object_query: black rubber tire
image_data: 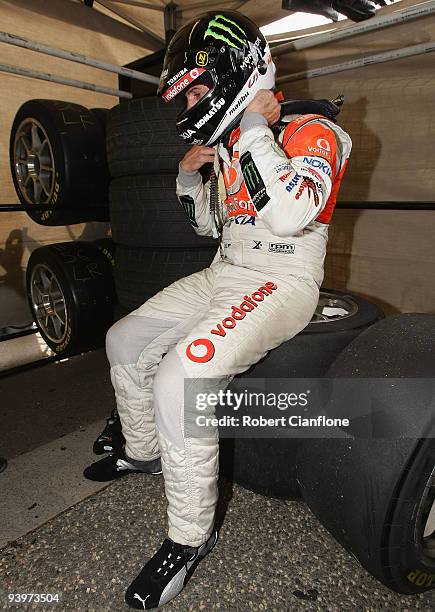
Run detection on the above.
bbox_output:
[114,303,132,323]
[297,314,435,594]
[219,289,384,499]
[89,108,111,222]
[106,97,190,177]
[10,99,110,226]
[109,175,217,248]
[92,237,116,271]
[90,108,110,132]
[302,288,384,333]
[240,288,385,379]
[26,241,115,355]
[114,246,217,311]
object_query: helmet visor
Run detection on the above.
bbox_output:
[161,67,209,103]
[158,46,221,98]
[174,71,215,116]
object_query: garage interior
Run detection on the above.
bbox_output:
[0,1,435,610]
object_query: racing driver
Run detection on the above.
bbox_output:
[84,10,352,610]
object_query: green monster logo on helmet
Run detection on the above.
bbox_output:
[204,14,247,50]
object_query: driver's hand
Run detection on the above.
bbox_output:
[244,89,281,127]
[180,145,216,173]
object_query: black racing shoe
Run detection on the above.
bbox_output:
[83,452,162,482]
[93,408,125,455]
[125,530,218,609]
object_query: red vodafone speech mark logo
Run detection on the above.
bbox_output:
[186,338,215,363]
[162,68,205,102]
[317,137,331,152]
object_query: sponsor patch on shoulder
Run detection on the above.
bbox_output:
[240,152,270,211]
[274,161,292,174]
[295,177,320,207]
[302,157,332,178]
[178,195,198,227]
[284,174,301,193]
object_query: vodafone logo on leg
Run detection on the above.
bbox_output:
[186,338,215,363]
[185,282,278,363]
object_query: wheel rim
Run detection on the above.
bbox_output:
[421,470,435,562]
[30,263,68,344]
[310,291,359,323]
[13,118,55,205]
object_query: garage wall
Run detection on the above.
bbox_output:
[323,210,435,315]
[0,0,155,327]
[277,12,435,315]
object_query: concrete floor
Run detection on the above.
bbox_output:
[0,350,434,611]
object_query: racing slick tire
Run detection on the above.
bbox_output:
[297,314,435,594]
[92,237,116,272]
[109,175,217,248]
[106,96,190,177]
[26,241,116,355]
[10,100,110,226]
[90,107,110,131]
[219,289,384,499]
[113,245,217,311]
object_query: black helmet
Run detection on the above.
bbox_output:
[158,11,276,146]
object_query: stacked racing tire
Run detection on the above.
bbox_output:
[10,100,110,225]
[26,239,116,355]
[10,99,116,356]
[106,97,217,311]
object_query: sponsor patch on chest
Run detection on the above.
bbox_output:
[228,214,256,226]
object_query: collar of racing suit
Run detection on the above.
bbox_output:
[207,96,346,242]
[219,96,342,151]
[278,97,341,122]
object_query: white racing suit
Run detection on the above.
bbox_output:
[106,111,352,546]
